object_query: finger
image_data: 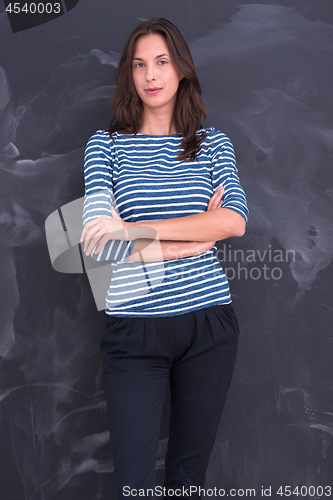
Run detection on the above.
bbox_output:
[207,189,221,210]
[93,234,112,254]
[219,186,225,205]
[93,241,103,254]
[82,215,111,237]
[84,219,115,252]
[208,187,224,210]
[86,225,124,255]
[86,235,103,256]
[84,235,98,256]
[83,229,94,253]
[84,224,103,254]
[213,186,224,201]
[80,223,91,243]
[110,206,118,217]
[214,186,225,207]
[80,218,100,243]
[92,231,115,254]
[212,186,223,199]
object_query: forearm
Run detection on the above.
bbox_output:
[127,239,213,262]
[128,208,246,242]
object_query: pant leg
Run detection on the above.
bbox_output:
[163,304,240,499]
[100,316,171,500]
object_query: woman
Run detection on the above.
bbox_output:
[80,17,248,500]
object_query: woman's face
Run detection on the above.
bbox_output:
[132,33,183,114]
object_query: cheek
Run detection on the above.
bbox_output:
[170,70,181,89]
[132,75,142,95]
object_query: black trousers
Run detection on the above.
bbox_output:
[100,303,240,500]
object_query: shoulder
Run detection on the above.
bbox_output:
[86,129,113,144]
[197,127,234,156]
[85,130,115,154]
[198,126,232,145]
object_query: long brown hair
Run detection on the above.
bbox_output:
[103,17,209,162]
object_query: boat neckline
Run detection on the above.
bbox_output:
[115,131,184,138]
[106,128,208,138]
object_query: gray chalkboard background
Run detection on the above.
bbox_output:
[1,0,333,498]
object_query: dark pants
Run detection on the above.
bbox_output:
[100,303,240,500]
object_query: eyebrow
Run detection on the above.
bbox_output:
[133,53,169,61]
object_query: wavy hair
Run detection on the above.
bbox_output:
[103,17,209,162]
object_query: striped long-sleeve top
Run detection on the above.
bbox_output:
[82,127,248,317]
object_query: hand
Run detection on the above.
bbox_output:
[207,185,225,211]
[200,185,225,250]
[187,240,216,255]
[188,186,225,254]
[80,206,130,256]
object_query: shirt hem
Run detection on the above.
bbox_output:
[104,298,233,318]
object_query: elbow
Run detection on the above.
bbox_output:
[215,209,247,240]
[234,218,246,237]
[225,211,247,238]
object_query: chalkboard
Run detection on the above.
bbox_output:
[1,1,332,498]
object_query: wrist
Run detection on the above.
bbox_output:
[164,241,195,260]
[124,221,130,240]
[125,221,137,240]
[126,221,158,242]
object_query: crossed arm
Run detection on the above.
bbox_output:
[80,186,246,262]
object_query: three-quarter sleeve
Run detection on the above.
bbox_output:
[210,131,249,225]
[82,131,135,262]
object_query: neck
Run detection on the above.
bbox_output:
[138,106,179,135]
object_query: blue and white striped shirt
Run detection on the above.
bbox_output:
[82,127,248,317]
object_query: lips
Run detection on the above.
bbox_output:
[145,87,162,95]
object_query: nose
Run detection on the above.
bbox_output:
[145,63,156,82]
